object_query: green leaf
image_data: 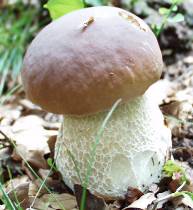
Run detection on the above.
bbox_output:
[44,0,84,20]
[85,0,104,6]
[163,160,189,183]
[174,191,193,208]
[159,7,170,15]
[171,5,178,12]
[171,0,183,4]
[47,158,53,168]
[163,160,184,177]
[168,13,184,23]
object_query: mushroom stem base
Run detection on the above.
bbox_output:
[55,92,172,197]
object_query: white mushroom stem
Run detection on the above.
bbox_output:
[55,88,172,198]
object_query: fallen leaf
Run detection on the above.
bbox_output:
[44,178,70,194]
[105,200,121,210]
[169,179,180,192]
[26,150,48,169]
[47,135,57,159]
[0,105,21,126]
[28,179,47,196]
[156,191,171,209]
[125,187,144,205]
[5,175,29,192]
[11,115,57,152]
[122,193,155,210]
[8,182,30,209]
[41,193,77,210]
[12,144,48,169]
[160,100,192,120]
[28,196,54,210]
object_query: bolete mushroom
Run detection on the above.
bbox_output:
[22,6,172,197]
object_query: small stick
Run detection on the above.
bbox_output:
[151,181,186,210]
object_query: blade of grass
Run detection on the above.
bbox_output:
[155,1,183,36]
[0,61,10,96]
[0,132,66,210]
[80,98,122,210]
[7,167,23,210]
[0,84,22,105]
[29,143,66,210]
[0,51,9,73]
[11,48,23,79]
[0,182,16,210]
[0,48,17,95]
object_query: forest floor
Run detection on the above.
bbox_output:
[0,1,193,210]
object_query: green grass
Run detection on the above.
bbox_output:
[0,132,66,210]
[152,0,184,36]
[0,0,41,96]
[6,167,23,210]
[29,143,62,209]
[0,84,22,105]
[0,182,16,210]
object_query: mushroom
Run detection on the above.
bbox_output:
[21,6,172,197]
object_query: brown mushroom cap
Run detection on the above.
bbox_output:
[22,6,163,116]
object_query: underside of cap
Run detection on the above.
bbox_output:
[21,6,163,115]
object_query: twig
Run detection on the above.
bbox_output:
[151,181,186,210]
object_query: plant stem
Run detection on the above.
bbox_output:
[151,181,186,210]
[156,2,178,36]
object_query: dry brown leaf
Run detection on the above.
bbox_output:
[161,100,192,120]
[28,179,47,196]
[169,179,181,192]
[3,175,30,209]
[38,169,50,179]
[125,187,144,205]
[19,99,41,111]
[22,161,37,180]
[74,184,106,210]
[12,144,48,169]
[11,144,28,161]
[123,193,155,210]
[8,182,30,208]
[173,147,193,162]
[5,175,29,191]
[11,115,57,152]
[29,181,40,197]
[41,193,77,210]
[0,105,21,126]
[156,191,171,209]
[28,196,54,210]
[105,200,121,210]
[26,150,48,169]
[44,178,70,194]
[47,135,57,159]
